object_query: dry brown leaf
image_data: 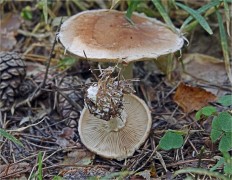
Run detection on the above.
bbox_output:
[173,82,217,113]
[63,149,95,165]
[181,53,228,84]
[0,13,21,51]
[0,162,31,179]
[55,127,80,148]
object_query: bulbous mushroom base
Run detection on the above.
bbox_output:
[106,110,127,132]
[78,94,152,160]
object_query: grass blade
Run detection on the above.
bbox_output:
[181,1,220,30]
[0,128,23,147]
[126,0,140,20]
[37,151,43,180]
[110,0,121,9]
[176,2,213,35]
[151,0,177,33]
[223,0,231,36]
[42,0,48,24]
[216,8,232,84]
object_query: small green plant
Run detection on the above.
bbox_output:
[57,56,77,70]
[158,95,231,179]
[196,95,232,177]
[21,6,33,20]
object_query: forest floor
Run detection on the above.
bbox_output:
[0,1,231,180]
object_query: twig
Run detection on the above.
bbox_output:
[133,146,159,174]
[6,118,46,133]
[42,17,63,87]
[195,146,205,180]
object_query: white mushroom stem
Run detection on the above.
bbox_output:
[120,62,133,79]
[106,110,127,132]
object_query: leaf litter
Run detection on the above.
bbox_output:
[0,1,232,180]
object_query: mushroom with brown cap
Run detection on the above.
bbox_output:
[58,9,185,159]
[58,9,184,78]
[78,94,152,160]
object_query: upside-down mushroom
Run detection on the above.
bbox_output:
[58,9,185,159]
[78,94,152,160]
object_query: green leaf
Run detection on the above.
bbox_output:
[219,132,232,152]
[210,157,225,172]
[21,6,33,20]
[58,57,77,70]
[151,0,177,33]
[211,129,223,143]
[224,160,232,175]
[217,112,232,132]
[211,117,223,142]
[0,128,23,147]
[218,95,232,107]
[223,152,232,175]
[159,131,184,150]
[195,106,217,120]
[176,2,213,35]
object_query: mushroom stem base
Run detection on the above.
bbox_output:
[107,110,127,132]
[120,63,133,79]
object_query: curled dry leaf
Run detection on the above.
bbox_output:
[0,13,21,51]
[173,82,217,113]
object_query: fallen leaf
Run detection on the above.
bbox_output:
[58,127,75,139]
[0,162,31,179]
[181,53,228,84]
[55,127,80,148]
[173,82,217,113]
[0,13,21,51]
[63,149,95,165]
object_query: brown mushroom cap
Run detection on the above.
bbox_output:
[59,9,184,63]
[78,94,152,160]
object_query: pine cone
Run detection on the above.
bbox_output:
[0,52,26,108]
[57,76,84,127]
